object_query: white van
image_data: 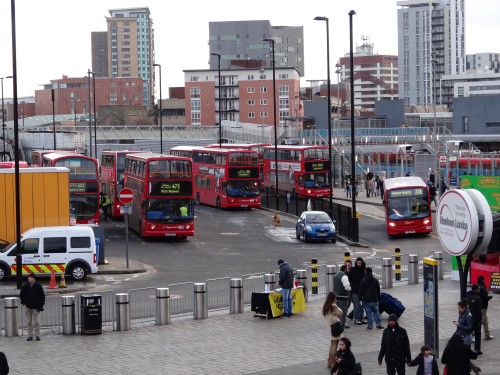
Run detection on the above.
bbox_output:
[0,226,98,281]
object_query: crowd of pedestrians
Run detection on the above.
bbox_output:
[317,255,495,375]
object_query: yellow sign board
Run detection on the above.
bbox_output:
[268,288,306,317]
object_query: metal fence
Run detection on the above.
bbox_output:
[3,254,451,335]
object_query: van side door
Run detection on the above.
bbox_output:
[41,235,68,275]
[5,238,41,275]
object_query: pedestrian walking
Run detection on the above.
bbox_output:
[453,299,473,346]
[334,265,351,329]
[378,313,411,375]
[346,182,351,198]
[277,259,294,317]
[441,333,479,375]
[0,352,8,375]
[477,275,493,340]
[348,257,366,325]
[466,284,483,355]
[323,292,344,369]
[408,345,438,375]
[429,184,437,207]
[19,273,45,341]
[429,171,435,185]
[331,337,357,375]
[359,267,382,330]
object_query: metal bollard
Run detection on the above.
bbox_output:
[61,295,76,335]
[382,257,393,289]
[230,278,244,314]
[326,265,337,294]
[297,269,307,290]
[311,258,318,294]
[408,254,419,285]
[394,248,401,281]
[155,288,170,325]
[433,251,444,280]
[194,283,208,320]
[115,293,130,331]
[264,273,276,292]
[4,297,19,337]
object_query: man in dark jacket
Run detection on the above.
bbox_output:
[20,273,45,341]
[359,267,382,330]
[348,257,366,325]
[334,265,351,328]
[378,313,411,375]
[277,259,294,317]
[0,351,8,375]
[467,284,483,354]
[477,275,493,340]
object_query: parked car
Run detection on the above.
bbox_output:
[295,210,336,243]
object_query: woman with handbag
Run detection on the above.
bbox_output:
[323,292,344,369]
[331,337,357,375]
[441,333,478,375]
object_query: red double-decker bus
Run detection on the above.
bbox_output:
[42,152,100,224]
[100,150,146,218]
[191,147,260,209]
[0,161,28,168]
[169,145,197,159]
[124,153,194,239]
[383,176,432,236]
[262,145,331,198]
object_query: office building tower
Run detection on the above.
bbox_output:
[209,20,305,76]
[91,32,108,78]
[397,0,465,107]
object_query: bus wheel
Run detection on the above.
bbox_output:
[216,197,221,209]
[69,263,87,281]
[196,193,200,205]
[0,265,9,281]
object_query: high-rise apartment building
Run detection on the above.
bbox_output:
[397,0,465,107]
[209,21,305,76]
[466,53,500,72]
[91,7,154,106]
[338,37,398,112]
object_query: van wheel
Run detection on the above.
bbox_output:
[68,263,87,281]
[0,265,9,281]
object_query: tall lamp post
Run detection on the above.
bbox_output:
[262,37,279,210]
[335,63,341,117]
[51,88,56,149]
[153,63,163,154]
[314,16,333,219]
[349,10,359,243]
[210,53,222,147]
[92,73,97,158]
[1,76,13,161]
[87,69,93,158]
[431,51,439,175]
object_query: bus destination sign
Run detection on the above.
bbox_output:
[305,161,330,172]
[69,182,98,193]
[150,181,192,196]
[389,188,424,198]
[228,168,259,179]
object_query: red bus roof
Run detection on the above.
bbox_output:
[126,153,192,162]
[0,161,28,168]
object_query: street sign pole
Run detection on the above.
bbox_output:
[125,204,129,269]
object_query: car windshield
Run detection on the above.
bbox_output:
[306,213,332,224]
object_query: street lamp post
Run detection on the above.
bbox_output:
[51,89,56,149]
[210,53,222,148]
[431,51,439,176]
[262,37,279,210]
[1,76,13,161]
[314,16,333,219]
[92,73,97,158]
[87,69,93,158]
[153,63,163,154]
[349,10,359,243]
[335,63,341,117]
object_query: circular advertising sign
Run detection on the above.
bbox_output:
[437,189,479,256]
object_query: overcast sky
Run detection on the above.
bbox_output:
[0,0,497,98]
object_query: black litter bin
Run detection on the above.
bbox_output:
[80,294,102,334]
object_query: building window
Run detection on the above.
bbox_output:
[191,112,201,125]
[248,99,255,106]
[190,76,200,82]
[248,75,254,80]
[260,86,267,93]
[260,99,268,105]
[190,87,200,99]
[260,112,268,118]
[247,87,255,93]
[248,112,255,118]
[191,100,201,111]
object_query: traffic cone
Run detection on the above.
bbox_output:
[48,268,58,289]
[275,214,281,226]
[59,273,67,288]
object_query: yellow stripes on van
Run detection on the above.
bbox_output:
[11,264,66,275]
